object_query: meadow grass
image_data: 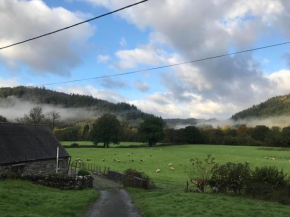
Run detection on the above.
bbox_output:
[128,188,290,217]
[0,180,99,217]
[67,145,290,217]
[67,145,290,185]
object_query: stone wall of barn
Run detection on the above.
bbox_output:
[0,158,69,177]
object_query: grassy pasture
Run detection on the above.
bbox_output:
[0,180,99,217]
[67,145,290,217]
[67,145,290,185]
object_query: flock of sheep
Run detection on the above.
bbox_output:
[82,150,176,173]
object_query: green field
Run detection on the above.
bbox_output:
[67,145,290,184]
[61,141,145,147]
[67,145,290,217]
[0,180,99,217]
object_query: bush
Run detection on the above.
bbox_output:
[245,166,288,199]
[78,170,90,176]
[124,169,147,179]
[209,162,251,193]
[188,155,215,193]
[70,143,79,147]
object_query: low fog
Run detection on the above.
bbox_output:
[0,96,97,121]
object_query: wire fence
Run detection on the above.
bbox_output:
[69,161,110,177]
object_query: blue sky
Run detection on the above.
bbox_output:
[1,0,290,119]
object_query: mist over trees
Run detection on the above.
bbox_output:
[16,106,61,130]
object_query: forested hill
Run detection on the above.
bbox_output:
[0,86,149,120]
[232,94,290,120]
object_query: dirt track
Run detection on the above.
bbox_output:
[83,175,142,217]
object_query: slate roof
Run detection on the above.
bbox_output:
[0,123,70,165]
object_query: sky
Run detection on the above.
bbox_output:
[1,0,290,120]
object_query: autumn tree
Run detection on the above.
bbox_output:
[91,113,121,148]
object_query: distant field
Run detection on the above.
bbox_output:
[67,144,290,217]
[0,180,98,217]
[67,145,290,184]
[61,141,145,147]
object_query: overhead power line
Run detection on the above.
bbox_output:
[0,0,148,50]
[40,40,290,86]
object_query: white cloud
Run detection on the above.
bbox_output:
[76,0,290,118]
[0,77,20,88]
[97,55,110,63]
[119,37,127,47]
[0,0,94,75]
[134,80,149,92]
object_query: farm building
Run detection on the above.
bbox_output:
[0,123,70,176]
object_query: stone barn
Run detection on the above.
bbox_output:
[0,123,71,176]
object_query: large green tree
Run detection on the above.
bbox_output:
[91,113,121,148]
[138,116,164,147]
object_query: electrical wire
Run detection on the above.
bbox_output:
[0,0,148,50]
[40,40,290,86]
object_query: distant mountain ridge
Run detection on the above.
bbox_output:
[0,86,151,123]
[232,94,290,120]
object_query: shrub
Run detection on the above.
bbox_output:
[78,170,90,176]
[245,166,288,199]
[70,143,79,147]
[188,155,215,193]
[124,168,148,179]
[209,162,251,193]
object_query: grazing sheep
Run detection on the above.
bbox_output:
[271,158,276,161]
[77,158,80,160]
[113,158,118,162]
[117,160,121,163]
[87,158,91,161]
[170,167,175,170]
[156,169,161,173]
[140,159,144,162]
[102,159,105,162]
[168,163,172,166]
[265,157,268,159]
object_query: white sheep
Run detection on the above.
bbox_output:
[140,159,145,162]
[170,167,175,170]
[168,163,172,166]
[156,169,161,173]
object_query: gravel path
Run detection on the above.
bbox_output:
[83,175,142,217]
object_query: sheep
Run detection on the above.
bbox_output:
[288,160,290,163]
[77,158,80,160]
[87,158,91,161]
[264,157,268,159]
[140,159,145,162]
[113,158,118,162]
[156,169,161,173]
[117,160,121,163]
[170,167,175,170]
[271,158,276,161]
[168,163,172,166]
[102,159,105,162]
